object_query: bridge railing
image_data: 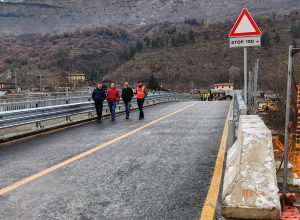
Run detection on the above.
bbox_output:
[227,91,248,147]
[0,96,92,111]
[0,93,188,140]
[0,91,168,112]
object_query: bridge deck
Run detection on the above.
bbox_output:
[0,101,229,220]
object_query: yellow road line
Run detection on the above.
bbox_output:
[199,105,230,220]
[0,102,197,196]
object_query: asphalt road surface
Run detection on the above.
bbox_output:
[0,101,229,220]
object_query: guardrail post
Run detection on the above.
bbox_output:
[227,101,235,147]
[66,116,72,122]
[36,121,43,129]
[88,112,94,119]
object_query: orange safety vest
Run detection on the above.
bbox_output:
[136,86,145,99]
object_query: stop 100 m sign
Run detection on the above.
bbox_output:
[229,8,262,48]
[230,36,261,48]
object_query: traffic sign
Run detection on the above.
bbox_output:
[229,8,262,37]
[230,36,261,48]
[228,8,262,107]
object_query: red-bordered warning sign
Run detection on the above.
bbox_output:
[229,8,262,37]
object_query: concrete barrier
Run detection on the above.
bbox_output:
[222,115,281,219]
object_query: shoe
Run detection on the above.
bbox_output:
[111,118,115,121]
[139,117,142,120]
[125,116,129,119]
[97,118,101,123]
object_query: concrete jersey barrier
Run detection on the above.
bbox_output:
[222,115,280,219]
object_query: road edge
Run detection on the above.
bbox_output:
[199,103,231,220]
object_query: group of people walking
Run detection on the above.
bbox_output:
[92,81,147,122]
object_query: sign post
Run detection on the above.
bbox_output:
[282,46,300,210]
[229,8,262,106]
[244,47,247,105]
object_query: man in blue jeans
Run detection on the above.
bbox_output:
[121,82,134,119]
[106,83,120,121]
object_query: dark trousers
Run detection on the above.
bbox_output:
[124,100,131,117]
[137,98,144,119]
[95,100,103,119]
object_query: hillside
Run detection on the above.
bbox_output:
[0,0,300,34]
[105,11,300,91]
[0,27,138,89]
[1,11,300,91]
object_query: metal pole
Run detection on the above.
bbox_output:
[253,59,259,110]
[248,71,253,107]
[244,48,248,106]
[39,74,42,92]
[283,45,293,210]
[14,69,17,90]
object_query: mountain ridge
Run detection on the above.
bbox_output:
[0,0,300,35]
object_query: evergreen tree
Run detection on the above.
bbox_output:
[148,75,160,90]
[261,31,271,48]
[170,34,178,47]
[291,23,300,39]
[143,37,151,47]
[188,30,195,43]
[274,32,280,43]
[136,41,143,52]
[203,32,209,40]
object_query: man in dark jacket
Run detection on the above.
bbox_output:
[92,83,106,122]
[121,82,134,119]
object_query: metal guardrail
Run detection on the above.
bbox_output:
[0,91,92,103]
[227,91,248,147]
[0,91,168,112]
[0,93,188,130]
[0,96,92,111]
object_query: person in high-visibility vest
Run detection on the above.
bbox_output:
[135,81,148,120]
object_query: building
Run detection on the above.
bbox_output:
[0,81,17,91]
[211,83,234,101]
[214,83,234,90]
[68,73,86,82]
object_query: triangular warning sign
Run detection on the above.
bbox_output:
[229,8,262,37]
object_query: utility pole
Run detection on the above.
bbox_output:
[244,48,248,106]
[253,59,259,109]
[39,74,42,92]
[283,45,300,210]
[248,71,253,107]
[73,79,76,92]
[14,69,17,91]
